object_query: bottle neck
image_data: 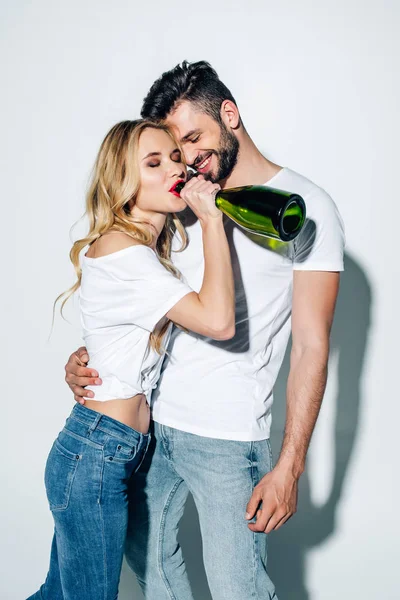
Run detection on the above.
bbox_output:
[174,180,221,204]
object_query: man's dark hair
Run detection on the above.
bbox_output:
[141,61,237,123]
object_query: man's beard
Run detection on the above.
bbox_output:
[203,122,239,183]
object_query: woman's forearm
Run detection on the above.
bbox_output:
[198,216,235,336]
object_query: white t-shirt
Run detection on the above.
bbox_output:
[151,168,345,441]
[80,245,192,402]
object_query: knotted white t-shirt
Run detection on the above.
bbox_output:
[80,245,192,402]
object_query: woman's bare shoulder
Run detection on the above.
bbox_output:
[86,232,143,258]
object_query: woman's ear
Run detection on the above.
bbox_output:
[220,100,241,130]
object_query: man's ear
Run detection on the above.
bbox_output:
[220,100,241,130]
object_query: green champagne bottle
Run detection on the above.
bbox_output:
[174,182,306,242]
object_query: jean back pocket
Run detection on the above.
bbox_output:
[45,436,81,511]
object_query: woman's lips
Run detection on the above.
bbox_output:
[169,179,185,197]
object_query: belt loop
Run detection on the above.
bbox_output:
[87,412,102,436]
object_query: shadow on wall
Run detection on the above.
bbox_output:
[119,252,371,600]
[268,252,371,599]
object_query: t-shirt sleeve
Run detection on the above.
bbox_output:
[109,246,193,332]
[293,188,345,271]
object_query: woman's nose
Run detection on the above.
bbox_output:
[167,161,185,178]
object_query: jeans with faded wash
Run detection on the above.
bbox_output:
[126,421,278,600]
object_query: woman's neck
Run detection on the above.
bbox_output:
[129,206,166,250]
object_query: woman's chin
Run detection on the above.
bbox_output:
[171,198,188,213]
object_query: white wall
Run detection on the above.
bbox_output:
[1,1,398,598]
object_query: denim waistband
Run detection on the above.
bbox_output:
[70,403,149,445]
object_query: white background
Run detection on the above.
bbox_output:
[1,1,398,598]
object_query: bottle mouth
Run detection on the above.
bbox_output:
[169,179,186,195]
[280,199,306,241]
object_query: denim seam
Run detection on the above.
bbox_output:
[160,425,173,462]
[159,426,185,481]
[54,437,81,461]
[267,439,273,467]
[250,441,258,600]
[70,415,142,444]
[97,425,141,443]
[157,478,184,600]
[135,435,151,474]
[108,445,138,464]
[48,444,81,512]
[98,447,107,600]
[63,428,104,450]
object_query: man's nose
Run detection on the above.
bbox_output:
[183,148,197,167]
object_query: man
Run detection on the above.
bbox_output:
[65,61,345,599]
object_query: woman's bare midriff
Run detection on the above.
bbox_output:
[84,394,150,434]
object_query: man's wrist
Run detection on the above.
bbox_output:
[275,453,305,479]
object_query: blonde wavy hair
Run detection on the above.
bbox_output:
[56,119,188,352]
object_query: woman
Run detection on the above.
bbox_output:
[28,119,234,599]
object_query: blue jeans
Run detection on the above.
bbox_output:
[28,404,150,600]
[126,422,278,599]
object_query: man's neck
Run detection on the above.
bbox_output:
[219,130,282,189]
